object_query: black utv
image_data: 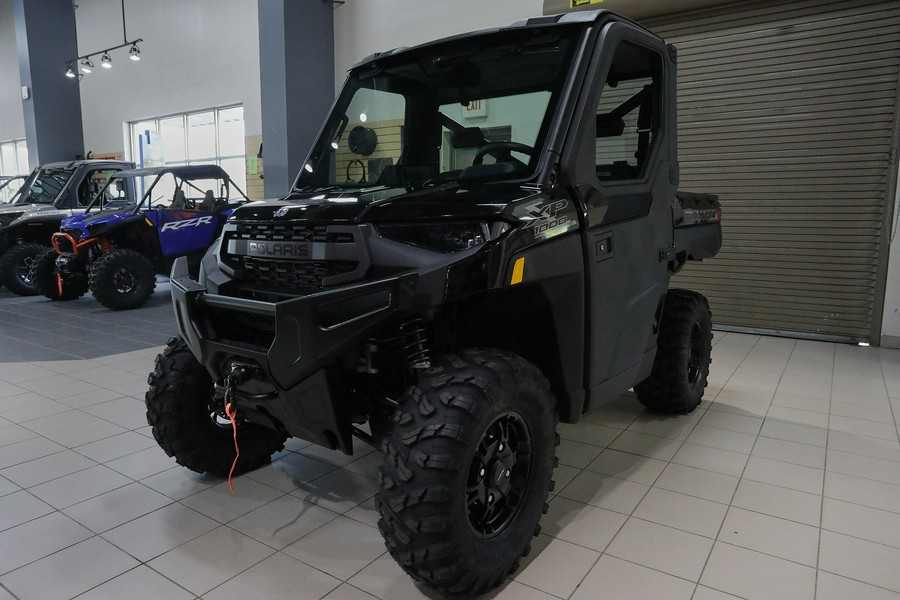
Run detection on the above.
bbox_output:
[0,160,132,295]
[146,9,722,596]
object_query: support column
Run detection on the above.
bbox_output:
[13,0,85,168]
[258,0,335,198]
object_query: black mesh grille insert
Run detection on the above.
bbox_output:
[230,223,354,244]
[223,222,360,296]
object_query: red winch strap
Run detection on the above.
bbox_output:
[56,273,63,298]
[225,402,240,493]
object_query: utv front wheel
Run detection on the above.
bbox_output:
[30,249,88,301]
[377,349,558,596]
[635,289,712,414]
[0,242,45,296]
[145,337,288,476]
[89,249,156,310]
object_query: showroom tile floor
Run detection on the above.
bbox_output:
[1,283,900,599]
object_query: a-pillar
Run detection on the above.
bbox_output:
[258,0,336,198]
[13,0,85,168]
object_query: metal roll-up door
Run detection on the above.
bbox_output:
[647,0,900,343]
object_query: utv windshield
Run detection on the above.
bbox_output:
[14,168,76,205]
[295,26,582,192]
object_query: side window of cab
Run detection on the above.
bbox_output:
[594,42,663,182]
[78,169,120,206]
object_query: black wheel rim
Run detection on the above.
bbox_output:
[687,321,704,385]
[112,266,139,294]
[17,255,34,285]
[466,411,532,539]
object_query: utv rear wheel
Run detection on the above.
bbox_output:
[0,242,44,296]
[30,249,88,301]
[377,349,558,596]
[635,289,712,414]
[89,249,156,310]
[145,337,288,476]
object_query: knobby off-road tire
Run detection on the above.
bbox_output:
[635,289,712,414]
[0,242,44,296]
[377,349,559,596]
[146,337,287,476]
[30,249,88,301]
[89,249,156,310]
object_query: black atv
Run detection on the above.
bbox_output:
[32,164,249,310]
[0,160,132,295]
[146,10,722,596]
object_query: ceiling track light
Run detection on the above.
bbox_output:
[64,0,143,77]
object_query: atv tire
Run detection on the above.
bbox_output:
[635,289,712,414]
[89,249,156,310]
[30,249,89,301]
[0,242,44,296]
[377,349,558,596]
[146,337,288,476]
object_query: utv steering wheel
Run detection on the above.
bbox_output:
[472,141,535,166]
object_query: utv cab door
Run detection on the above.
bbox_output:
[566,24,677,409]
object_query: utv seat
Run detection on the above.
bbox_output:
[199,190,216,212]
[171,189,187,209]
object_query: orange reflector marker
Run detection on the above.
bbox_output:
[145,217,154,227]
[510,257,525,285]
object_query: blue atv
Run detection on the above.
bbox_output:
[31,165,249,310]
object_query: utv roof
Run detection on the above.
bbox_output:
[352,9,657,70]
[112,165,230,180]
[35,159,132,170]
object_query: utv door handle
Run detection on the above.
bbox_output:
[592,232,613,263]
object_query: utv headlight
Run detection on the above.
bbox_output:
[376,222,501,253]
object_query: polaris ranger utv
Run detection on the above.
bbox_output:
[31,165,249,309]
[0,160,132,295]
[146,10,721,596]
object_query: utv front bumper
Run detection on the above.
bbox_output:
[169,257,418,452]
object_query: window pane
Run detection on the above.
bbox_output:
[160,117,186,164]
[132,121,158,166]
[219,157,246,197]
[1,144,15,176]
[16,141,28,173]
[187,111,216,160]
[218,107,245,157]
[594,42,660,181]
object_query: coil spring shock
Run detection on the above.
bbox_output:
[400,319,431,371]
[99,238,112,253]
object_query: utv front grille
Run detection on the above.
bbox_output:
[238,257,358,294]
[230,223,355,244]
[222,221,368,296]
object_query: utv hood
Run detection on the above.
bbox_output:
[0,204,72,230]
[61,206,137,238]
[228,184,535,224]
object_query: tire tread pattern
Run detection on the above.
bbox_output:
[0,242,45,296]
[635,289,712,414]
[377,349,558,596]
[145,337,287,476]
[31,248,88,301]
[89,249,157,310]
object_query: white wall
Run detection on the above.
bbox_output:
[882,168,900,345]
[75,0,261,155]
[333,0,543,90]
[0,0,25,143]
